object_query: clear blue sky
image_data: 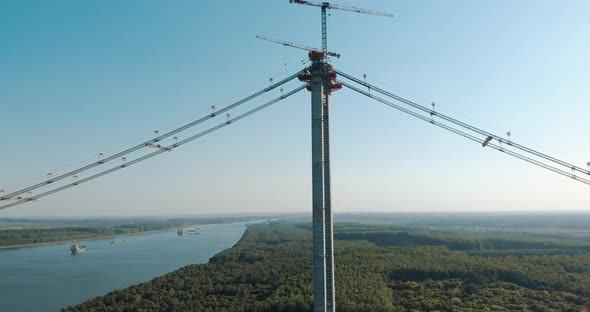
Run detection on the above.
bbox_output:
[1,0,589,217]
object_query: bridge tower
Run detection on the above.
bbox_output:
[299,51,341,312]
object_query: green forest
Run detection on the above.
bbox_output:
[63,221,590,312]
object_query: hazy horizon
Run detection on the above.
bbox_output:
[3,210,590,221]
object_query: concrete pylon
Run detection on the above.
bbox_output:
[309,56,335,312]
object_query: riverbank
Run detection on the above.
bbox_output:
[0,225,187,250]
[0,216,265,250]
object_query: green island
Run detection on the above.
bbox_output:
[0,216,264,249]
[63,218,590,312]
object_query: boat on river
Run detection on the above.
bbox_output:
[185,228,200,235]
[71,242,86,254]
[177,227,200,236]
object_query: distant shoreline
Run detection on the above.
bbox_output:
[0,226,188,250]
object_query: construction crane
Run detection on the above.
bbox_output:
[288,0,394,56]
[256,35,341,59]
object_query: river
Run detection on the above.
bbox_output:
[0,222,248,312]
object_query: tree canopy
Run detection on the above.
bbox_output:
[64,222,590,312]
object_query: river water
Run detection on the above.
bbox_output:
[0,222,248,312]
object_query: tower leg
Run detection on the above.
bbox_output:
[311,62,327,312]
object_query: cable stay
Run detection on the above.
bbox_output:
[0,85,306,211]
[335,70,590,178]
[0,70,304,202]
[337,80,590,186]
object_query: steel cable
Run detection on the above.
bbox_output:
[338,80,590,186]
[1,71,304,201]
[0,85,306,210]
[335,69,590,177]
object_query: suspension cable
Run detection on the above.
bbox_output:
[0,85,306,210]
[335,69,590,177]
[338,80,590,186]
[0,71,304,201]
